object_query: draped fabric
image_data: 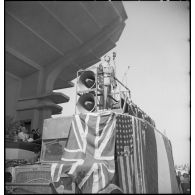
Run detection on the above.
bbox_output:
[154,130,180,193]
[50,112,179,194]
[162,136,180,193]
[133,117,180,193]
[140,121,158,193]
[51,111,116,193]
[115,115,180,194]
[115,114,135,193]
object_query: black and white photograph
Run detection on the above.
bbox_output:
[5,1,190,194]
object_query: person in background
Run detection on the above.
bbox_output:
[32,128,41,140]
[176,171,183,193]
[18,125,29,142]
[13,130,18,142]
[176,171,181,186]
[16,126,21,135]
[27,134,34,142]
[181,173,190,194]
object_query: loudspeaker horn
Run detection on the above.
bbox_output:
[76,93,96,113]
[77,70,96,91]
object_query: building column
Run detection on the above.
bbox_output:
[38,108,53,133]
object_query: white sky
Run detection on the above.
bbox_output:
[54,1,190,166]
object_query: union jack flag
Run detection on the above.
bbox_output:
[52,111,116,193]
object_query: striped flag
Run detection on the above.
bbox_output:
[115,114,135,193]
[154,128,180,193]
[115,115,180,194]
[133,117,180,193]
[132,117,146,193]
[52,111,117,193]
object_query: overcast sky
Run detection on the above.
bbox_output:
[54,1,190,165]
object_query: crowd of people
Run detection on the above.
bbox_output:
[176,170,190,194]
[11,124,41,143]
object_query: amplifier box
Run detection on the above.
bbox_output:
[6,164,76,194]
[41,116,72,162]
